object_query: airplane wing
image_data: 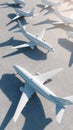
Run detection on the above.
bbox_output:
[35,68,63,84]
[13,43,30,49]
[12,15,22,21]
[13,82,35,122]
[12,41,36,49]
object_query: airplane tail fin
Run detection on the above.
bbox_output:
[55,96,73,123]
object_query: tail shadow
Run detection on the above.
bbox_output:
[58,38,73,67]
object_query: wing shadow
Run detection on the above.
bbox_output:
[6,17,27,31]
[33,18,57,26]
[22,94,52,130]
[6,13,27,26]
[0,73,52,130]
[58,38,73,67]
[0,37,26,47]
[0,73,23,130]
[2,47,47,61]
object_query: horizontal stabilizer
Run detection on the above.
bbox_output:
[56,104,65,123]
[64,96,73,103]
[55,95,73,123]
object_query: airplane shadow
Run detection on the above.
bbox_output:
[0,38,47,60]
[7,13,27,24]
[0,73,52,130]
[0,73,23,130]
[6,15,27,31]
[58,38,73,67]
[37,4,54,14]
[0,2,22,8]
[37,4,48,12]
[33,18,57,26]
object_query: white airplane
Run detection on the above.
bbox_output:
[13,65,73,123]
[66,31,73,39]
[13,0,25,6]
[54,8,73,26]
[13,20,54,52]
[41,0,64,8]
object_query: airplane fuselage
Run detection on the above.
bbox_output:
[22,30,54,51]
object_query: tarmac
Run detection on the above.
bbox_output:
[0,0,73,130]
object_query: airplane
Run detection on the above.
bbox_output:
[54,7,73,26]
[13,0,25,6]
[13,65,73,123]
[13,20,54,52]
[66,31,73,39]
[41,0,64,9]
[12,8,35,21]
